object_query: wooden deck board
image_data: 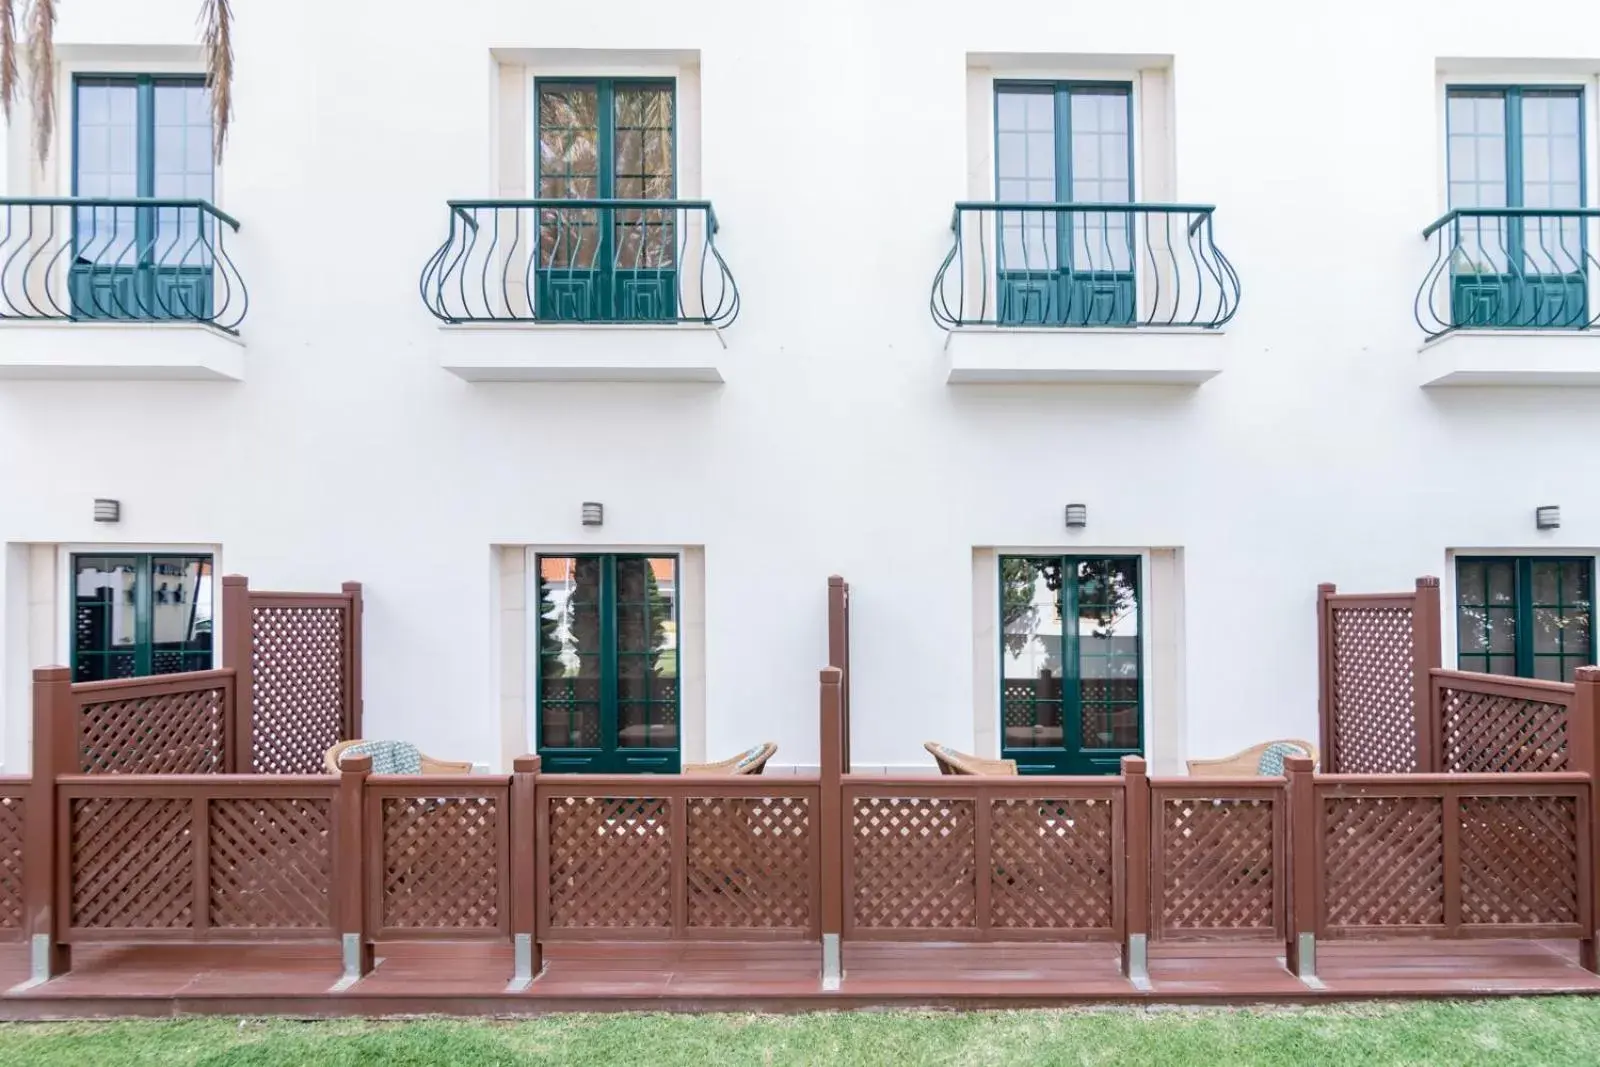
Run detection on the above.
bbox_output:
[0,938,1596,1015]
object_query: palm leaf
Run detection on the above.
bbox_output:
[24,0,53,162]
[199,0,233,164]
[0,0,17,121]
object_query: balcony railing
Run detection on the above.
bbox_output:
[0,198,246,331]
[419,199,739,327]
[1417,207,1600,338]
[931,202,1239,330]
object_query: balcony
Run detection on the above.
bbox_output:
[932,202,1239,385]
[420,199,738,382]
[1416,207,1600,386]
[0,198,247,380]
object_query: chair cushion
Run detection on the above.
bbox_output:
[341,740,423,775]
[734,745,767,770]
[1256,742,1308,776]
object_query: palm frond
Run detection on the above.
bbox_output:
[0,0,18,121]
[200,0,233,164]
[24,0,53,163]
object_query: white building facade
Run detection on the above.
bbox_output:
[3,0,1600,775]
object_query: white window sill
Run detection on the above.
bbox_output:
[1418,329,1600,386]
[944,326,1225,385]
[436,322,726,383]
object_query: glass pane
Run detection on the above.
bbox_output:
[1447,91,1510,273]
[1457,606,1488,653]
[149,555,213,674]
[73,79,139,264]
[538,83,601,269]
[1487,607,1516,654]
[1001,558,1065,749]
[1487,561,1515,605]
[1075,558,1140,750]
[995,88,1056,187]
[615,556,677,749]
[152,80,214,266]
[72,555,140,682]
[538,556,603,747]
[612,85,673,189]
[1457,560,1486,606]
[1520,92,1584,272]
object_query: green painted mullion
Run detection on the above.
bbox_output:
[598,79,617,319]
[1515,557,1535,678]
[1060,556,1082,756]
[599,555,620,769]
[133,555,153,677]
[1053,87,1072,279]
[135,77,156,274]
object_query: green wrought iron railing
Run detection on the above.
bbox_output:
[0,197,246,331]
[931,202,1239,329]
[419,199,738,326]
[1417,207,1600,338]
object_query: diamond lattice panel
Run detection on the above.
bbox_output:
[988,797,1114,930]
[0,796,22,934]
[1331,605,1419,773]
[251,605,346,774]
[546,796,671,930]
[1441,690,1568,773]
[1459,796,1578,927]
[851,796,977,930]
[79,690,227,774]
[380,795,502,930]
[1158,797,1278,937]
[208,798,332,930]
[686,796,813,931]
[1322,796,1444,931]
[70,797,194,930]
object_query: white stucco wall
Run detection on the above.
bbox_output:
[4,0,1600,773]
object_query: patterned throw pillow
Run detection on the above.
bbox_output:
[340,740,424,775]
[1256,742,1308,777]
[734,745,767,770]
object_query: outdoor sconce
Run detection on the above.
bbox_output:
[1064,503,1088,529]
[581,502,604,527]
[1536,505,1561,530]
[93,498,120,523]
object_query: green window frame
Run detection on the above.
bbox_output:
[1455,556,1594,681]
[534,77,678,322]
[535,553,682,773]
[70,553,215,682]
[1445,84,1588,328]
[71,74,214,321]
[998,555,1143,775]
[993,80,1135,327]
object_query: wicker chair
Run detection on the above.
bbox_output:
[924,741,1018,776]
[1186,739,1318,777]
[324,739,473,775]
[683,741,777,776]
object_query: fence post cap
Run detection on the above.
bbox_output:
[222,574,249,587]
[1283,755,1314,773]
[828,575,846,587]
[1120,755,1147,775]
[338,753,373,774]
[1575,666,1600,684]
[513,754,542,773]
[1416,575,1441,589]
[819,666,843,683]
[1317,582,1337,594]
[341,581,362,594]
[32,665,71,682]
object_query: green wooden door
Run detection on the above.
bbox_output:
[999,556,1143,775]
[70,553,214,682]
[535,80,676,322]
[1455,557,1595,680]
[536,554,682,773]
[1446,87,1587,328]
[994,82,1135,327]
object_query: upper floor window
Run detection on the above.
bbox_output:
[994,82,1134,326]
[71,553,215,682]
[1445,86,1586,329]
[72,75,214,320]
[536,79,677,322]
[1455,556,1593,681]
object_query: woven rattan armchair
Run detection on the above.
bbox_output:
[924,741,1018,776]
[683,741,778,776]
[325,739,474,775]
[1186,739,1318,777]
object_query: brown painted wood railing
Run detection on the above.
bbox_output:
[10,660,1600,989]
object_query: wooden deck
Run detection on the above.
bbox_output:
[1,938,1597,1017]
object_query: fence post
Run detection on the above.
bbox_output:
[1316,582,1337,773]
[510,755,541,990]
[336,753,373,985]
[24,667,72,983]
[827,577,850,773]
[1412,576,1443,773]
[1121,755,1150,988]
[221,575,253,773]
[818,666,844,990]
[1572,667,1600,971]
[342,581,364,740]
[1284,755,1318,984]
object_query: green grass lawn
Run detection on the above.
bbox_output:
[3,999,1600,1066]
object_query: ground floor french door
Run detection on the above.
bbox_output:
[535,553,682,773]
[1000,555,1143,774]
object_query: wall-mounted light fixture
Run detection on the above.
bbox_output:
[1536,505,1561,530]
[93,499,120,523]
[581,502,604,527]
[1064,503,1088,529]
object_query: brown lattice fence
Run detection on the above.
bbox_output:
[537,776,821,940]
[0,778,24,943]
[1148,777,1286,940]
[69,671,237,774]
[1431,669,1572,773]
[841,777,1123,940]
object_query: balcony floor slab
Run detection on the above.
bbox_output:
[436,323,725,383]
[0,321,244,381]
[1419,329,1600,386]
[944,326,1225,385]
